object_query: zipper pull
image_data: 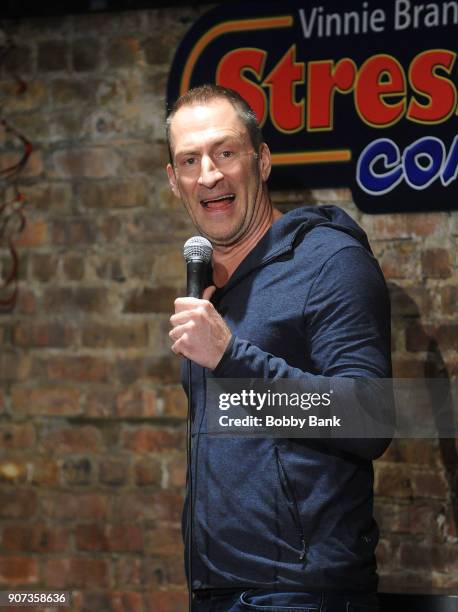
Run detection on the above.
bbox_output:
[299,536,307,561]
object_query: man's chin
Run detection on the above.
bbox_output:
[196,221,246,247]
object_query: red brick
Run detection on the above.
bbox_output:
[46,356,110,383]
[0,460,27,484]
[114,492,182,522]
[43,287,108,314]
[51,79,95,106]
[411,469,449,499]
[405,324,431,351]
[12,387,81,416]
[99,457,128,486]
[3,524,69,552]
[122,425,183,452]
[115,557,143,587]
[15,288,38,315]
[378,241,419,280]
[431,572,458,589]
[437,506,458,542]
[81,591,143,612]
[14,217,48,247]
[374,501,435,535]
[76,524,143,552]
[134,457,162,487]
[72,38,101,72]
[395,439,441,466]
[30,458,60,487]
[0,351,31,381]
[441,286,458,316]
[13,322,76,348]
[41,425,102,453]
[162,557,186,586]
[44,557,110,588]
[388,284,432,318]
[89,254,124,281]
[62,254,85,280]
[146,526,183,556]
[363,213,446,239]
[37,40,68,71]
[144,591,187,612]
[31,253,58,281]
[17,182,72,213]
[123,287,178,314]
[151,248,186,285]
[82,322,148,349]
[1,45,33,74]
[0,489,37,518]
[0,556,39,586]
[42,493,108,521]
[125,210,195,246]
[52,219,97,246]
[161,386,187,418]
[375,538,398,572]
[0,151,44,179]
[436,325,458,351]
[0,423,36,449]
[84,388,116,418]
[50,147,121,178]
[392,358,427,378]
[80,179,149,209]
[399,542,457,572]
[374,463,413,498]
[117,356,181,385]
[167,455,186,489]
[98,215,121,242]
[106,37,142,68]
[116,387,158,418]
[61,456,93,485]
[421,248,452,278]
[124,143,168,173]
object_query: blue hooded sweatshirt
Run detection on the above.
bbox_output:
[184,205,392,593]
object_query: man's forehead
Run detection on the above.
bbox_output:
[169,99,248,150]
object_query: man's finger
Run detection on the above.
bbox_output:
[170,319,196,340]
[174,296,201,313]
[202,285,217,301]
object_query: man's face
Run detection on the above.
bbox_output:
[167,98,271,246]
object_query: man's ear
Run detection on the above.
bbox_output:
[167,163,180,198]
[258,142,272,182]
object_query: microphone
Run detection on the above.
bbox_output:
[183,236,213,298]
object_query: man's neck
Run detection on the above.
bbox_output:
[212,205,283,287]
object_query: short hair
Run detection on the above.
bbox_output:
[166,84,263,163]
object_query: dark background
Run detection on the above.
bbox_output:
[0,0,222,19]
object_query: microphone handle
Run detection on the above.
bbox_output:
[186,261,208,298]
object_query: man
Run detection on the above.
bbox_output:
[167,84,391,611]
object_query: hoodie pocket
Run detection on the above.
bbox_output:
[275,446,307,562]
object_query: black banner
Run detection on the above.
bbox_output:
[167,1,458,213]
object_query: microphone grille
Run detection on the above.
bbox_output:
[183,236,213,264]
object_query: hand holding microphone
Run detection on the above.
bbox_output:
[169,236,232,369]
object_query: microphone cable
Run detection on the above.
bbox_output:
[187,358,193,612]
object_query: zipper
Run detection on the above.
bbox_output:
[275,446,307,563]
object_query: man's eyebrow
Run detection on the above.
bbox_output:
[176,136,242,157]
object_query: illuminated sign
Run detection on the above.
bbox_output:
[167,1,458,213]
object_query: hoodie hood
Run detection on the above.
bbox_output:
[215,205,372,295]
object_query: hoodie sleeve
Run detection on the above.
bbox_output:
[212,245,392,460]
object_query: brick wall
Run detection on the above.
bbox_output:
[0,6,456,610]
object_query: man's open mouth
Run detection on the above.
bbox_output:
[200,194,235,209]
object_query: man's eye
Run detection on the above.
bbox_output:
[219,150,233,159]
[184,157,196,166]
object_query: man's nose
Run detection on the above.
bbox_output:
[198,155,223,188]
